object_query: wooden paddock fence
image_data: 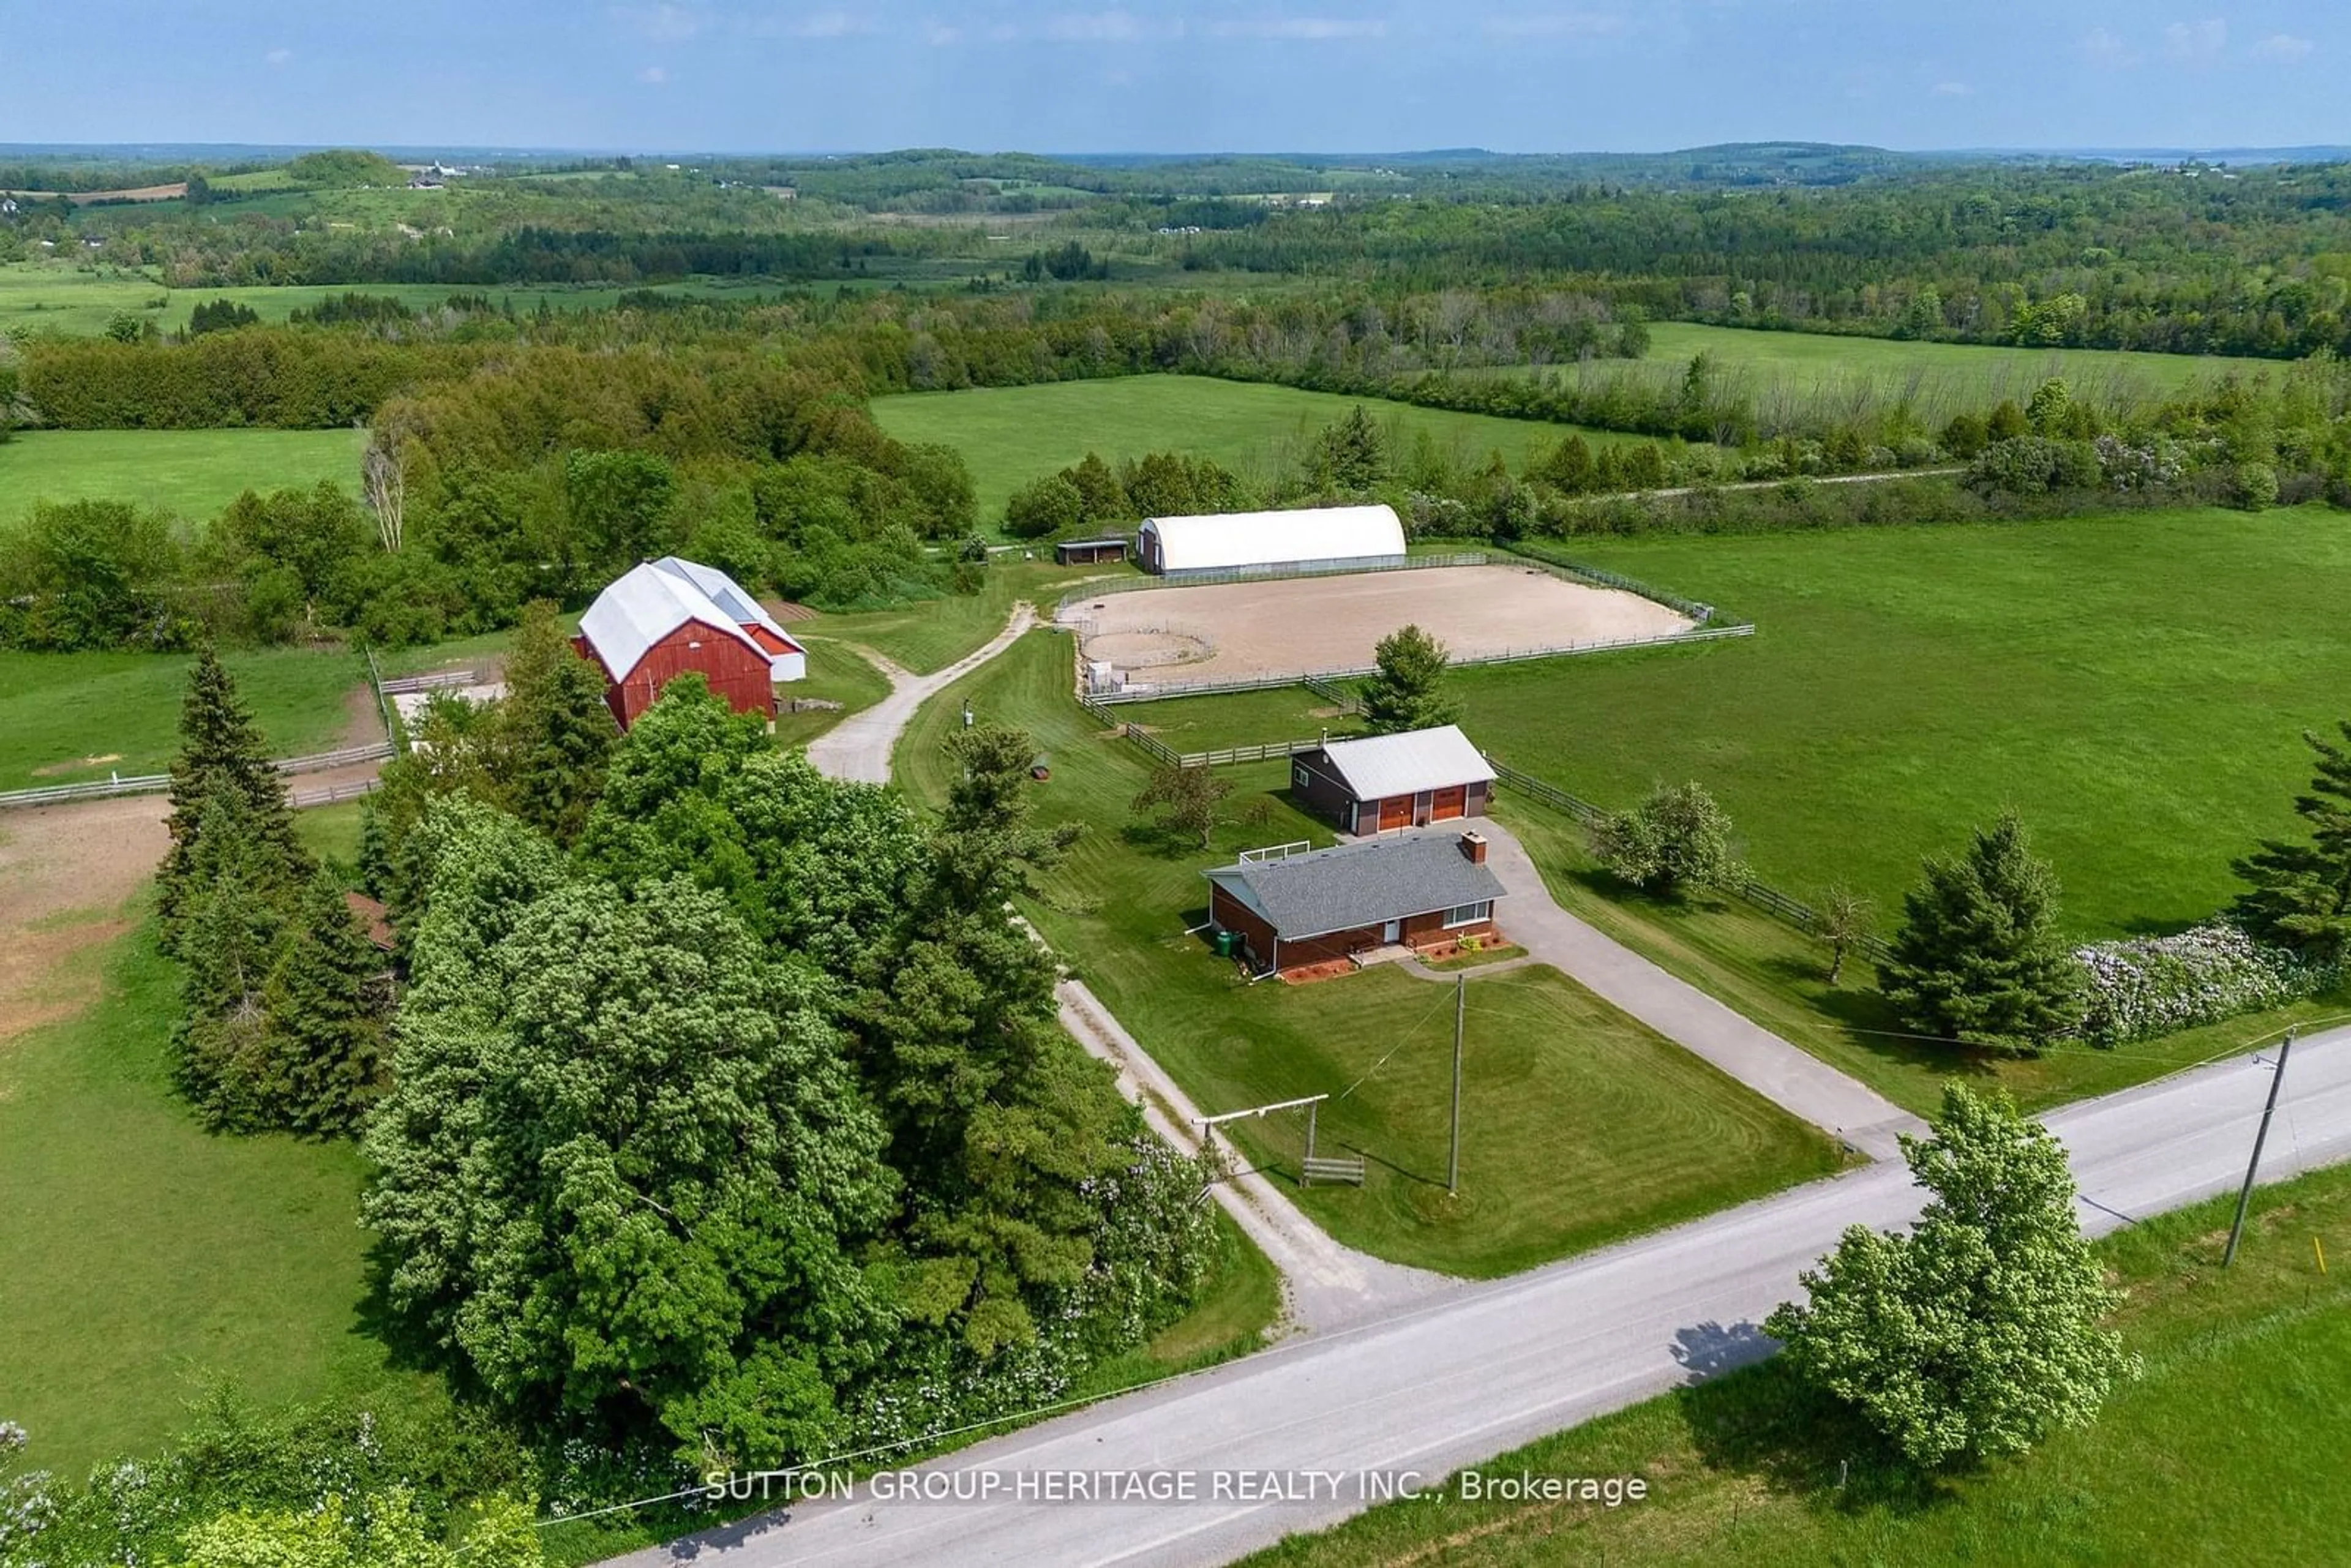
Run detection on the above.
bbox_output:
[1483,758,1893,963]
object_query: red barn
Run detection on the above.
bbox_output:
[573,557,806,729]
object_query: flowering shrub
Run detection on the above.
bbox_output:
[2073,922,2339,1046]
[838,1136,1215,1457]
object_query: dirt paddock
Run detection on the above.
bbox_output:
[1062,565,1695,685]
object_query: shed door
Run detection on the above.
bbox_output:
[1378,795,1411,831]
[1431,785,1467,822]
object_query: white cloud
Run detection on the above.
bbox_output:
[263,47,292,66]
[2164,18,2227,62]
[609,3,707,42]
[1480,12,1627,39]
[1205,17,1388,39]
[2249,32,2315,62]
[1930,80,1971,97]
[637,64,670,83]
[1040,11,1165,42]
[2077,26,2142,67]
[786,10,870,37]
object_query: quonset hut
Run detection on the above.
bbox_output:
[1135,503,1407,577]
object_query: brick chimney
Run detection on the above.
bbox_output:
[1460,831,1488,865]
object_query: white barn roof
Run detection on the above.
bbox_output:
[1318,724,1496,801]
[1140,503,1406,574]
[577,558,799,681]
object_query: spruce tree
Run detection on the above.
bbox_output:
[1879,813,2085,1053]
[160,645,304,940]
[2231,722,2351,961]
[262,871,391,1134]
[496,601,617,843]
[173,792,299,1130]
[1361,623,1461,734]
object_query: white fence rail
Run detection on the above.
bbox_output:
[1089,623,1754,704]
[0,740,396,811]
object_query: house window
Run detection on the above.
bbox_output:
[1442,901,1491,928]
[1293,762,1310,789]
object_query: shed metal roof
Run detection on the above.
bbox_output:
[1314,724,1496,801]
[576,557,801,681]
[1139,504,1405,573]
[1205,833,1505,940]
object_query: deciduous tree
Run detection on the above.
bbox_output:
[1765,1084,2137,1469]
[1132,763,1231,849]
[1591,781,1742,896]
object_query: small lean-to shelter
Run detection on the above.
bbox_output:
[1291,724,1496,835]
[1135,503,1406,577]
[573,557,805,729]
[1205,831,1505,978]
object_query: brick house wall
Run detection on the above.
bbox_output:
[1209,883,1499,977]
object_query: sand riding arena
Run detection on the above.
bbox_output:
[1060,563,1701,689]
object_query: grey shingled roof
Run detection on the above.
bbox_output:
[1205,833,1505,940]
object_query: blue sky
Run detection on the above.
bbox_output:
[1,2,2342,154]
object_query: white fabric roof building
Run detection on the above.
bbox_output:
[576,556,806,684]
[1316,724,1496,800]
[1137,503,1407,576]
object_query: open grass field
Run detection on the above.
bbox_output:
[2,427,367,521]
[0,923,445,1478]
[1474,321,2283,431]
[1250,1155,2351,1568]
[0,647,367,791]
[1644,321,2278,397]
[0,260,804,337]
[894,631,1841,1276]
[1133,511,2350,940]
[869,375,1666,528]
[1104,508,2351,1113]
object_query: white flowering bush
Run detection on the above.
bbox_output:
[839,1136,1216,1456]
[2074,922,2339,1046]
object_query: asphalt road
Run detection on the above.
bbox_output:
[610,1028,2351,1568]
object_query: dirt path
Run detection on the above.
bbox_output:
[1,676,394,1056]
[804,604,1038,784]
[0,798,171,1053]
[1057,977,1458,1332]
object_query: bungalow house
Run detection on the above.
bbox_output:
[1205,831,1505,980]
[1291,724,1497,835]
[573,555,806,729]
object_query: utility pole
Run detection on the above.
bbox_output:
[1447,973,1464,1196]
[2223,1031,2295,1267]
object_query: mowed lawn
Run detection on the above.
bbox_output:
[2,427,366,521]
[0,926,444,1477]
[894,631,1840,1277]
[870,375,1660,528]
[1251,1157,2351,1568]
[0,647,364,790]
